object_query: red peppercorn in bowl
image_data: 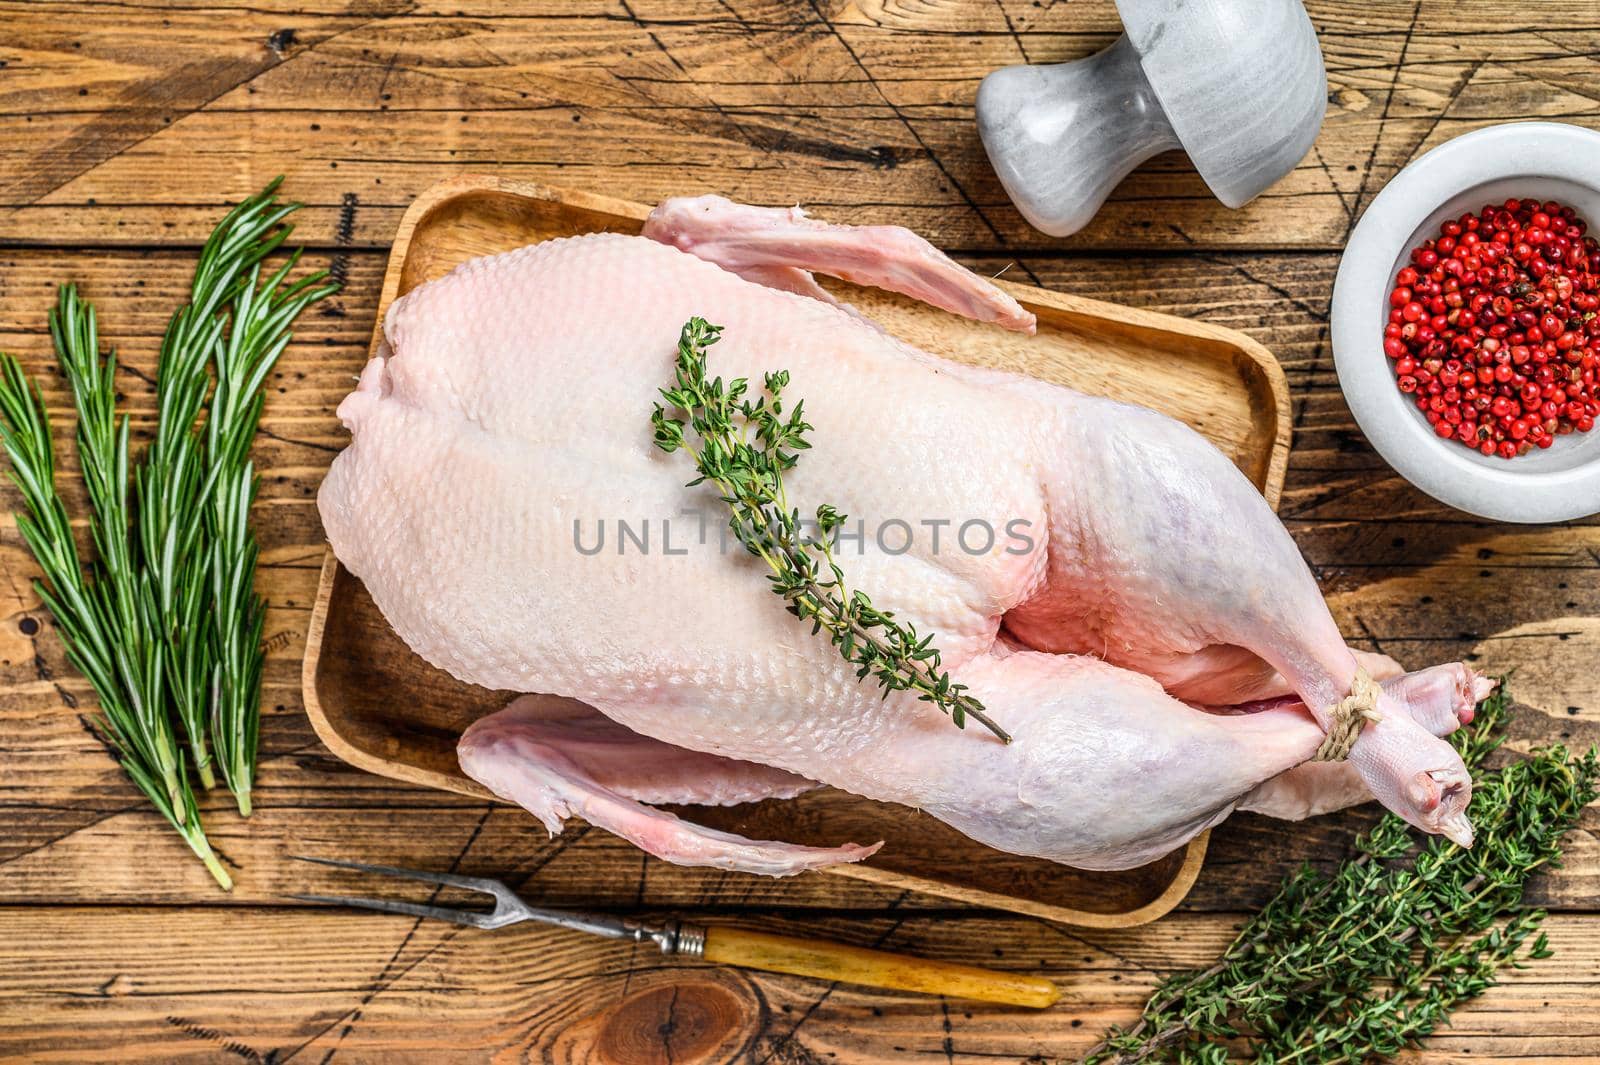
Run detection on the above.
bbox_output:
[1333,122,1600,522]
[1387,199,1598,459]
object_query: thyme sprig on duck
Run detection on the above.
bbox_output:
[651,317,1009,743]
[1088,683,1598,1064]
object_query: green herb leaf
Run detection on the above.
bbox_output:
[0,178,335,886]
[201,190,338,817]
[652,317,1009,743]
[0,339,227,887]
[1086,682,1598,1064]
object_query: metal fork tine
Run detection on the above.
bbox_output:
[290,855,510,897]
[289,893,500,929]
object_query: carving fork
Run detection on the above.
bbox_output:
[289,855,1059,1008]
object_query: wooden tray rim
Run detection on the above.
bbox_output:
[304,175,1300,927]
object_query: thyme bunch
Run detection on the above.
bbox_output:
[651,317,1009,743]
[1088,684,1598,1064]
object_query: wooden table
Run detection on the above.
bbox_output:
[3,2,1598,1060]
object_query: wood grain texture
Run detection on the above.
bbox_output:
[2,245,1600,1056]
[1,2,1597,250]
[1,244,1597,1053]
[695,925,1063,1008]
[3,0,1600,1051]
[4,908,1600,1063]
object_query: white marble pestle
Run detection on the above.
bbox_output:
[977,0,1328,237]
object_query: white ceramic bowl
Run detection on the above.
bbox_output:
[1331,121,1600,523]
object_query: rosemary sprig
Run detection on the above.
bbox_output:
[47,288,187,818]
[144,178,316,801]
[0,350,228,887]
[651,317,1009,743]
[1087,683,1597,1064]
[205,239,337,816]
[0,178,332,885]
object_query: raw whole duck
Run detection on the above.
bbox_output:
[320,196,1484,873]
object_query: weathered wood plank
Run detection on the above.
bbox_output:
[1,247,1597,918]
[2,907,1598,1063]
[1,1,1597,249]
[5,2,1599,1057]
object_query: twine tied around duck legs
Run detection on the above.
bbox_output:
[1312,665,1382,762]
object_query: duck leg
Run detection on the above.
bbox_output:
[1012,399,1476,846]
[1236,665,1494,820]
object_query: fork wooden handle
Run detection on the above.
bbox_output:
[700,925,1060,1008]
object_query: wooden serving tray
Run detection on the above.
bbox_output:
[303,176,1291,928]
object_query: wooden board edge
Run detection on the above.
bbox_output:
[303,552,494,803]
[1216,328,1294,510]
[373,173,656,354]
[995,277,1292,509]
[821,828,1211,928]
